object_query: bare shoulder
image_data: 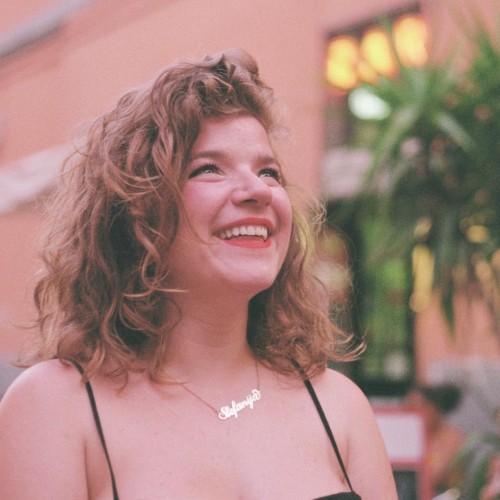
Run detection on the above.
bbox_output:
[311,368,398,499]
[311,368,386,451]
[0,360,88,499]
[315,366,363,394]
[310,367,373,417]
[1,359,83,410]
[0,358,87,446]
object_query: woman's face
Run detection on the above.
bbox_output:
[167,114,293,300]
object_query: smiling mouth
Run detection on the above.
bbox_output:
[217,225,269,242]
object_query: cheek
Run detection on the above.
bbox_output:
[181,184,227,223]
[179,192,213,233]
[277,193,293,239]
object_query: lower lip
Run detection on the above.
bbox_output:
[222,237,272,249]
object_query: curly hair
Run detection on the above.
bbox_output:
[28,49,358,382]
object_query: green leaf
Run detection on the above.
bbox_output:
[344,18,500,337]
[432,111,475,151]
[369,104,420,169]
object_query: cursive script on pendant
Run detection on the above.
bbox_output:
[218,389,261,420]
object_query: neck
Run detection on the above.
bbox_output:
[164,296,254,383]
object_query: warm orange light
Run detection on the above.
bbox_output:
[326,36,360,90]
[394,14,428,67]
[357,59,379,84]
[326,12,429,91]
[360,27,397,78]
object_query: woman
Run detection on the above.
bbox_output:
[0,49,397,499]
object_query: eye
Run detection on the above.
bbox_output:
[259,167,282,184]
[188,163,220,179]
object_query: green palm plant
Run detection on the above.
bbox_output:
[345,23,500,497]
[452,430,500,499]
[354,24,500,335]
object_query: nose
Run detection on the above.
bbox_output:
[231,171,273,207]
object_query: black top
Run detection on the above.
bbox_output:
[75,363,361,500]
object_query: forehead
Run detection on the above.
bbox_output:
[191,115,273,154]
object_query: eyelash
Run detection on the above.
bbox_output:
[188,164,282,183]
[188,163,219,178]
[259,166,282,183]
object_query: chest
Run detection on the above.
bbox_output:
[84,379,349,499]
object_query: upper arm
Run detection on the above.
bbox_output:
[321,370,398,499]
[345,387,398,499]
[0,361,88,499]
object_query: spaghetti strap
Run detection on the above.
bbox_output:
[291,360,355,493]
[73,363,120,500]
[303,377,355,493]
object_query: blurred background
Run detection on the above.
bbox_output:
[1,1,499,498]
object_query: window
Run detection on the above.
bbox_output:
[326,11,428,93]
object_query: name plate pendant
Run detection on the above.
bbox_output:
[218,388,261,420]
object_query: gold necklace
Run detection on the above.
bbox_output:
[169,359,261,421]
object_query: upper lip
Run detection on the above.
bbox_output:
[215,217,275,237]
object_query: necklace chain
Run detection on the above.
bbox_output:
[170,359,261,421]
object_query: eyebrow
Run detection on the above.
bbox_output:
[189,150,279,165]
[189,150,281,168]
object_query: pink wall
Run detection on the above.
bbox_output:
[0,0,325,190]
[415,294,500,381]
[0,211,41,354]
[0,0,62,32]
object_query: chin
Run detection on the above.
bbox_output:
[229,275,277,299]
[204,259,284,300]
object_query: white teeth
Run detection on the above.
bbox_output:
[218,225,269,241]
